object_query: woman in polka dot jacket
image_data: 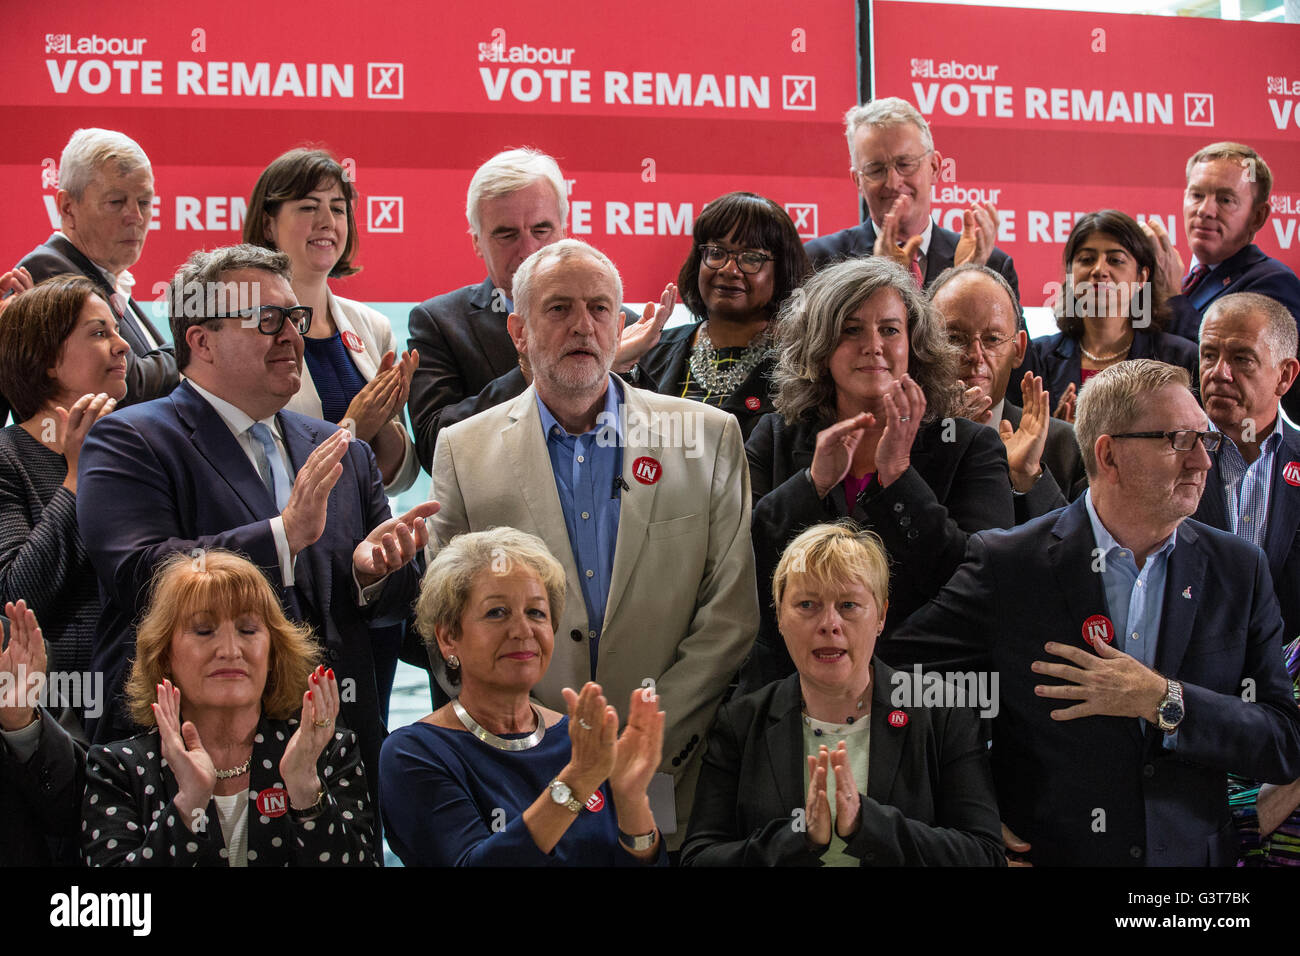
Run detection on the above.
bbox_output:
[82,550,376,866]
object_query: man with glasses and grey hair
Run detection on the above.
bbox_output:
[886,358,1300,865]
[805,97,1019,304]
[77,244,436,815]
[15,128,179,416]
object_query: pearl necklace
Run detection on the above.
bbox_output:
[1080,336,1133,363]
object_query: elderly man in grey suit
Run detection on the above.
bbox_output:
[931,264,1087,522]
[427,239,758,846]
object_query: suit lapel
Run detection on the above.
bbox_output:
[1199,454,1230,532]
[173,382,276,523]
[49,234,165,347]
[1154,522,1206,679]
[603,386,661,628]
[467,278,515,378]
[925,225,957,285]
[279,411,331,617]
[764,676,806,814]
[866,662,907,805]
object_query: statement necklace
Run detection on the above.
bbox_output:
[213,754,252,779]
[453,698,546,751]
[688,322,769,396]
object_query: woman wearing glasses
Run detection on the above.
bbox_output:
[244,148,419,495]
[635,192,812,439]
[1027,210,1199,423]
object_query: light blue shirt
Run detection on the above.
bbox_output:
[537,377,624,678]
[1085,491,1178,745]
[1211,419,1284,550]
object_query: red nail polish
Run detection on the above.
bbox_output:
[326,668,334,681]
[311,672,319,684]
[307,690,313,701]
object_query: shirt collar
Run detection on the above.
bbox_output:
[989,398,1006,426]
[1084,488,1178,560]
[536,376,624,442]
[186,379,281,439]
[1208,415,1284,455]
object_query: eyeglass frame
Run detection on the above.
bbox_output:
[853,150,934,184]
[699,244,775,275]
[1107,430,1222,453]
[946,330,1017,355]
[205,305,314,336]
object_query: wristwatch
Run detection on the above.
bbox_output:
[289,788,325,820]
[1155,679,1185,733]
[548,778,582,814]
[618,829,658,851]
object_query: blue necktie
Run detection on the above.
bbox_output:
[249,422,292,511]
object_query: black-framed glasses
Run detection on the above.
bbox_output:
[947,331,1015,354]
[855,151,932,183]
[207,305,313,336]
[700,244,774,275]
[1109,430,1222,453]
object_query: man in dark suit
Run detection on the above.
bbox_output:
[1143,141,1300,418]
[930,264,1087,522]
[804,97,1019,305]
[1193,292,1300,861]
[884,359,1300,865]
[77,245,435,809]
[15,129,178,422]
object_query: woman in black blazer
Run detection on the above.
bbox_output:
[1026,210,1200,421]
[636,192,812,439]
[681,524,1003,866]
[743,257,1012,691]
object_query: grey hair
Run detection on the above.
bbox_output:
[58,128,151,200]
[511,238,623,322]
[772,257,961,426]
[168,244,292,370]
[929,263,1025,333]
[1202,292,1298,367]
[466,147,568,236]
[1074,359,1192,477]
[844,97,934,164]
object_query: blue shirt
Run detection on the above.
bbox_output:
[537,377,624,677]
[1085,491,1178,744]
[303,333,369,425]
[1211,419,1283,550]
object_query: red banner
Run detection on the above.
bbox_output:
[2,1,858,305]
[871,1,1300,309]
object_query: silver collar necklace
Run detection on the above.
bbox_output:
[452,698,545,751]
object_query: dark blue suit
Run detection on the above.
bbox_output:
[883,498,1300,866]
[76,381,419,808]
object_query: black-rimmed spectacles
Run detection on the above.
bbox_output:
[700,245,774,275]
[1108,430,1222,453]
[207,305,313,336]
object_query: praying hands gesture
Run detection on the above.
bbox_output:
[805,741,861,847]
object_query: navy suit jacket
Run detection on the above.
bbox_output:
[804,220,1020,305]
[1194,421,1300,645]
[76,381,420,803]
[883,498,1300,866]
[1166,243,1300,420]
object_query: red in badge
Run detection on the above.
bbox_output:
[1082,614,1114,647]
[887,710,908,728]
[744,396,761,411]
[256,787,290,818]
[631,456,661,485]
[584,790,605,812]
[341,330,365,353]
[1283,462,1300,487]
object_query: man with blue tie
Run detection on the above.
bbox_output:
[1193,291,1300,864]
[1143,142,1300,418]
[77,244,435,812]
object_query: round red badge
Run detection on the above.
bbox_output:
[631,456,661,485]
[341,330,365,353]
[1284,462,1300,487]
[256,787,290,818]
[744,396,761,411]
[584,790,605,812]
[1082,614,1114,647]
[887,710,908,728]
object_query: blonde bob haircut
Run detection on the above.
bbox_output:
[417,528,567,680]
[772,521,891,616]
[1073,359,1192,478]
[772,256,961,426]
[124,550,322,726]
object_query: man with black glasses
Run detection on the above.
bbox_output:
[77,244,435,816]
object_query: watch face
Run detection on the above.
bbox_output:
[550,781,572,804]
[1159,699,1184,726]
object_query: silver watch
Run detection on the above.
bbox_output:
[548,778,582,814]
[619,829,658,851]
[1155,679,1185,733]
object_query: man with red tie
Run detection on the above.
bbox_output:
[1143,142,1300,417]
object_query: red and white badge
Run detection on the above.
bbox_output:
[1283,461,1300,487]
[256,787,290,818]
[744,396,761,411]
[1082,614,1114,647]
[341,330,365,353]
[887,710,908,728]
[584,790,605,812]
[631,456,661,485]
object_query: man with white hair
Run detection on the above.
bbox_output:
[805,97,1019,303]
[15,128,178,415]
[427,239,757,846]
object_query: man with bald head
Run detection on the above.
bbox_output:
[930,264,1086,522]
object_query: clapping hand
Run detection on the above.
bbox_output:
[609,687,665,805]
[280,664,338,811]
[615,283,677,373]
[1000,372,1050,492]
[56,392,118,491]
[954,381,994,425]
[810,412,874,499]
[0,600,46,731]
[1053,382,1077,423]
[1140,219,1185,300]
[352,500,440,587]
[152,679,216,830]
[560,682,619,800]
[873,196,924,272]
[954,203,1001,267]
[0,267,33,314]
[874,374,925,487]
